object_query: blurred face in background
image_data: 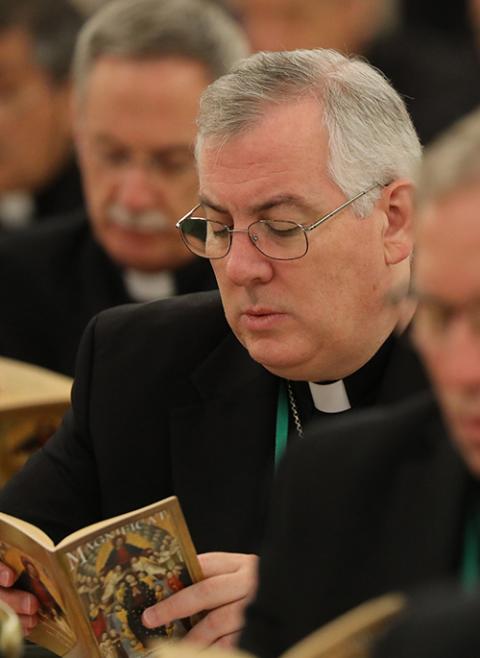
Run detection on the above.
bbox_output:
[74,56,210,272]
[0,27,72,192]
[413,184,480,475]
[233,0,386,53]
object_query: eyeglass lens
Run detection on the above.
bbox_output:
[180,213,309,260]
[414,298,480,343]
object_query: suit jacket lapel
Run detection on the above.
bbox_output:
[168,331,278,553]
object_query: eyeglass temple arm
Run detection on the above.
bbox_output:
[305,182,382,232]
[176,203,202,228]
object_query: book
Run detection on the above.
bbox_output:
[0,357,72,486]
[152,593,406,658]
[0,496,203,658]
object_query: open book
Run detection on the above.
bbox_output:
[153,593,406,658]
[0,496,203,657]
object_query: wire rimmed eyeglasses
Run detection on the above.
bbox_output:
[176,183,381,261]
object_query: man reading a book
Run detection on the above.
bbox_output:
[0,48,428,647]
[239,108,480,658]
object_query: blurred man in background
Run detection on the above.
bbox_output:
[240,107,480,658]
[0,0,85,230]
[0,0,247,375]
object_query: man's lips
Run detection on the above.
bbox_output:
[240,307,287,329]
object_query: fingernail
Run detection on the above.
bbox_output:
[142,608,159,628]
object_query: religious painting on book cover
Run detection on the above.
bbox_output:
[63,508,196,657]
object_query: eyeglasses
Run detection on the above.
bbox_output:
[390,287,480,345]
[176,183,381,260]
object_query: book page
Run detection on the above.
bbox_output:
[0,512,54,547]
[56,497,203,658]
[0,521,76,655]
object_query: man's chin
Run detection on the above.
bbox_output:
[246,346,312,381]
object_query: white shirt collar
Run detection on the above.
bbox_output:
[308,380,351,413]
[123,269,175,302]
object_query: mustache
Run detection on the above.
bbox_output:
[107,205,170,233]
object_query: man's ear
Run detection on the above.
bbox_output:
[379,179,414,265]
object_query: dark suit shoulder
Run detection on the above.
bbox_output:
[95,289,224,341]
[279,392,440,491]
[80,290,229,382]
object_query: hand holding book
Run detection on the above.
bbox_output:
[0,562,38,636]
[142,552,259,647]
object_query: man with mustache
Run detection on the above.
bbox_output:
[239,107,480,658]
[0,48,427,646]
[0,0,247,376]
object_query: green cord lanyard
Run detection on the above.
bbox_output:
[461,513,480,590]
[275,380,289,467]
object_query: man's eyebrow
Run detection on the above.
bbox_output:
[198,194,315,215]
[251,194,313,214]
[93,134,192,156]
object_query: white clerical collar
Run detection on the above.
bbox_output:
[308,380,351,413]
[123,269,175,302]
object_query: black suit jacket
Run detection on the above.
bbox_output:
[0,292,428,557]
[240,394,469,658]
[0,213,217,375]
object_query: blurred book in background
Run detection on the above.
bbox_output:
[0,357,72,487]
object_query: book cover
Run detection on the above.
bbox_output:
[0,496,202,657]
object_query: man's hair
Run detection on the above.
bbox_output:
[73,0,249,101]
[197,48,422,216]
[417,107,480,207]
[0,0,84,82]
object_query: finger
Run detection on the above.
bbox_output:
[197,553,257,578]
[0,563,16,587]
[0,588,39,617]
[19,613,39,636]
[184,601,244,645]
[142,570,251,628]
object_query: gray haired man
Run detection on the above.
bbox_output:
[0,0,247,375]
[0,48,427,647]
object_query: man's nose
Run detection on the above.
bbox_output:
[116,165,160,212]
[223,229,274,286]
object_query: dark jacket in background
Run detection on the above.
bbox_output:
[0,213,217,375]
[240,394,468,658]
[368,29,480,145]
